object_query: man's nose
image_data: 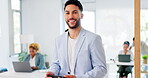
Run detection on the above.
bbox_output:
[69,13,74,18]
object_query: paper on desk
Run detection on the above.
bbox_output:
[38,69,50,73]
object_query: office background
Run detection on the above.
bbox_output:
[0,0,148,77]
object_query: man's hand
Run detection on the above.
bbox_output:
[64,75,76,78]
[45,72,55,78]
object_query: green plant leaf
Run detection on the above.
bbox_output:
[18,51,28,62]
[142,55,148,59]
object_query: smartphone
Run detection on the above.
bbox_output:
[47,75,66,78]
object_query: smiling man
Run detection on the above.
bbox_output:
[46,0,107,78]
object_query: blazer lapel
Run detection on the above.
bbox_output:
[73,28,86,72]
[63,32,70,72]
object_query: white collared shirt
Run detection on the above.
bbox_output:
[68,37,77,75]
[29,55,36,67]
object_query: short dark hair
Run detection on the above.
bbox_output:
[133,37,135,41]
[123,41,130,46]
[64,0,83,12]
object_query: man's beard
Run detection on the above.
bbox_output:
[66,18,81,29]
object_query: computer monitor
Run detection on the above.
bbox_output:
[13,62,32,72]
[118,55,131,62]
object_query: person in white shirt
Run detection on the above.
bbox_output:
[46,0,107,78]
[129,37,148,56]
[129,38,148,78]
[118,41,134,78]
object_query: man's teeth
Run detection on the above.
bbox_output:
[69,20,75,22]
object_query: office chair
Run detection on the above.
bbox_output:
[116,70,133,78]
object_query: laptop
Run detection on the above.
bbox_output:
[118,55,131,62]
[12,62,32,72]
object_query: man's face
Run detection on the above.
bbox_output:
[64,4,83,29]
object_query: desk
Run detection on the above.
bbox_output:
[104,60,134,78]
[106,60,134,66]
[115,61,134,66]
[0,70,46,78]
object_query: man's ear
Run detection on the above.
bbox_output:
[81,14,84,19]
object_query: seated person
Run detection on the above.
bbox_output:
[117,41,134,78]
[23,43,46,70]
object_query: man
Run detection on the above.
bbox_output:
[129,37,148,56]
[129,37,148,78]
[46,0,107,78]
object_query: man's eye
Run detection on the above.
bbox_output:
[65,13,69,14]
[74,12,78,14]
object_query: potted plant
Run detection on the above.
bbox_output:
[142,55,148,64]
[18,51,28,62]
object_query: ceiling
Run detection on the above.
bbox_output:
[62,0,96,4]
[78,0,96,3]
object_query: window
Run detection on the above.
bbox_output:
[141,9,148,42]
[64,11,96,33]
[11,0,21,53]
[81,11,95,33]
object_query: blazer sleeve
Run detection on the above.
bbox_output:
[36,54,46,69]
[76,36,107,78]
[49,40,61,76]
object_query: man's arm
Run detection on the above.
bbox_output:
[48,40,61,76]
[129,43,134,50]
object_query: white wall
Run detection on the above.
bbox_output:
[0,0,10,68]
[81,3,96,11]
[96,0,134,60]
[22,0,62,63]
[22,0,135,62]
[141,0,148,9]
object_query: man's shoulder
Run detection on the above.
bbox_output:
[84,29,101,40]
[55,33,67,41]
[55,29,102,41]
[141,41,146,45]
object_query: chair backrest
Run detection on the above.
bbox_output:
[45,62,49,68]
